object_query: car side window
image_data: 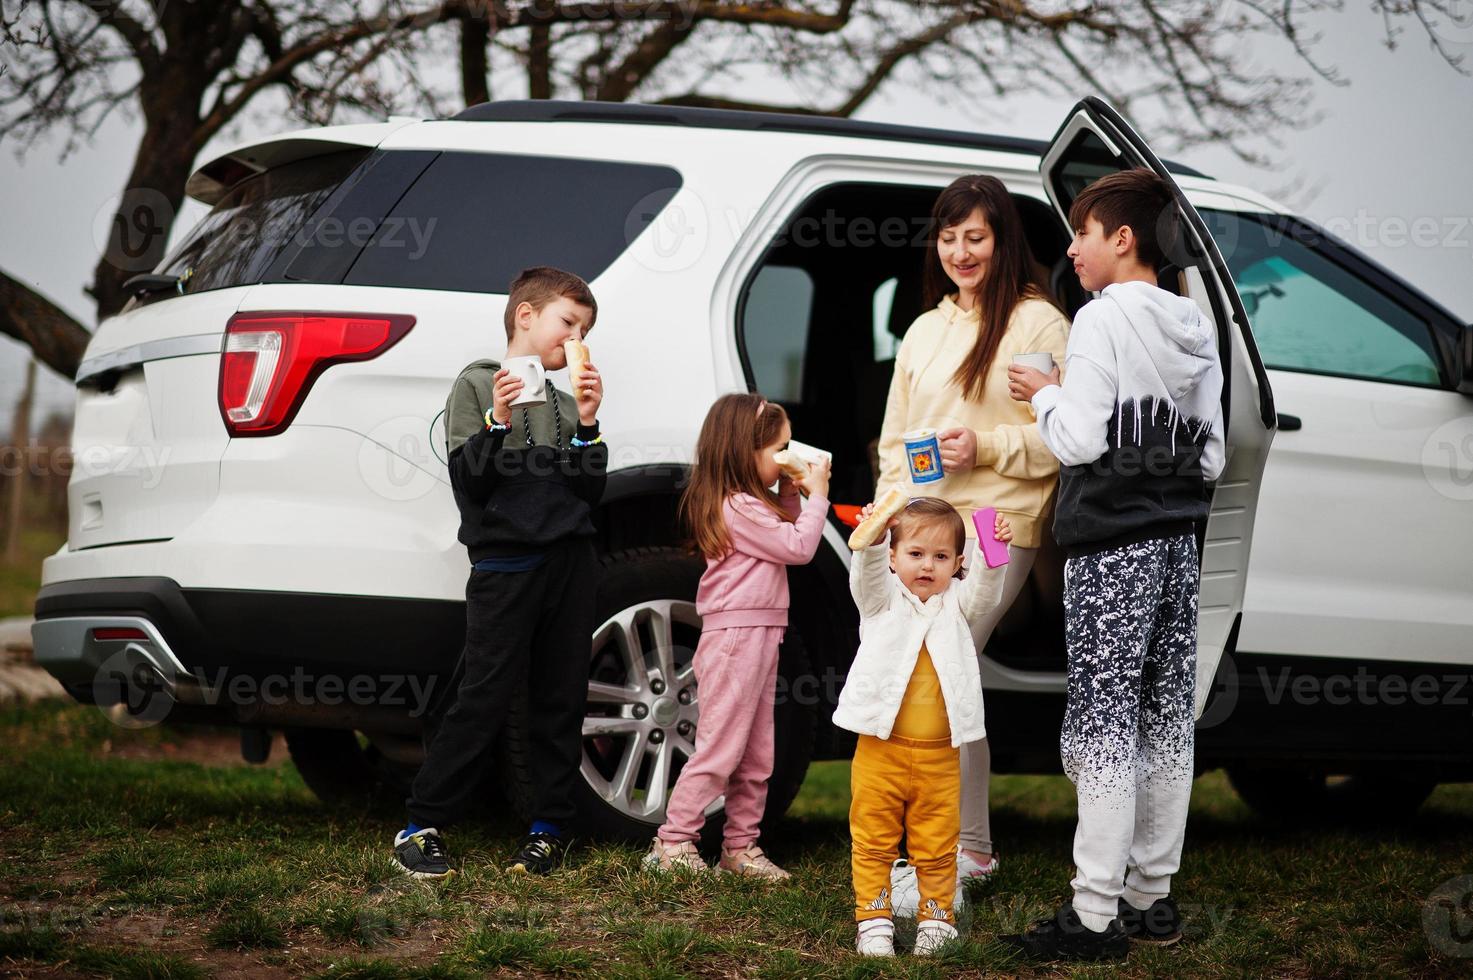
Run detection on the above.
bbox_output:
[1203,210,1443,387]
[742,265,814,402]
[872,277,900,362]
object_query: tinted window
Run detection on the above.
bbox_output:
[1202,211,1442,386]
[157,150,368,296]
[343,152,682,292]
[872,277,899,362]
[742,265,813,402]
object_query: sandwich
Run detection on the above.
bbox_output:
[847,486,908,551]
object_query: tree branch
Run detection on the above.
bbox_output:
[0,269,89,380]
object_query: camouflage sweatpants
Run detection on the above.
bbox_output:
[1060,532,1199,924]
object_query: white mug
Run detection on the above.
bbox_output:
[503,355,547,406]
[1011,352,1056,374]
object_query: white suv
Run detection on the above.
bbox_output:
[33,98,1473,839]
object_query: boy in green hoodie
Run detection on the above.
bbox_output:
[393,266,607,878]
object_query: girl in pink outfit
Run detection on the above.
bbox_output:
[644,392,831,879]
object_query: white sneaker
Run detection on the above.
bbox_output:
[957,845,998,880]
[642,837,708,873]
[855,918,895,957]
[914,918,958,956]
[889,858,968,918]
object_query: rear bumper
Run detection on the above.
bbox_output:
[33,576,463,731]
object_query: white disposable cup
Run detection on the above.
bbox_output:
[1011,352,1056,374]
[504,355,547,406]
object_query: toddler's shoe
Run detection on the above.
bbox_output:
[1001,901,1129,962]
[1117,895,1183,945]
[914,918,959,956]
[506,831,567,875]
[392,828,454,879]
[643,837,709,873]
[855,917,895,957]
[717,844,790,880]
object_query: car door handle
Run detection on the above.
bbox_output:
[1277,413,1303,431]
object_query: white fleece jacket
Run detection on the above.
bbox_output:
[1030,281,1226,553]
[833,544,1009,747]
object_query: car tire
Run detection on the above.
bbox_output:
[497,546,818,845]
[1227,766,1437,824]
[284,728,418,812]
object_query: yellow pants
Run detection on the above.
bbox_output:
[850,732,960,923]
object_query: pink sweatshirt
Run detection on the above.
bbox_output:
[695,489,831,630]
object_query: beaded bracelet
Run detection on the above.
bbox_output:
[483,407,511,431]
[569,433,604,448]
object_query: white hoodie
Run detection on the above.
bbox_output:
[1030,281,1225,555]
[833,544,1009,747]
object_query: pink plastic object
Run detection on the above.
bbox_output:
[972,507,1011,568]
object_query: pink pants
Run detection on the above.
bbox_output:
[657,625,783,849]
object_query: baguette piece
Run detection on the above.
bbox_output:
[564,339,591,400]
[848,486,909,551]
[773,449,810,482]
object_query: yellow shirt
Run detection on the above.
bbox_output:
[878,294,1071,549]
[890,643,950,740]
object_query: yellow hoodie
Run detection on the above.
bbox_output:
[877,294,1071,549]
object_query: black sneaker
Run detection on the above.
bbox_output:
[1118,895,1183,945]
[1001,902,1129,962]
[506,831,567,875]
[393,828,454,879]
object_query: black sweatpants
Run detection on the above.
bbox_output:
[407,536,599,829]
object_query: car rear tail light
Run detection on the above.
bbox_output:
[219,312,415,436]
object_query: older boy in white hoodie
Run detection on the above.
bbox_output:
[1005,168,1226,962]
[836,497,1013,958]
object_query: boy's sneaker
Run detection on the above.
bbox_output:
[643,837,709,873]
[506,831,566,875]
[855,918,895,957]
[914,919,959,956]
[1001,902,1129,962]
[717,844,790,880]
[1118,895,1183,945]
[392,828,454,879]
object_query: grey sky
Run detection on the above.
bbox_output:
[3,3,1471,435]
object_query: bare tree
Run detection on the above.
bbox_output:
[1,0,1467,379]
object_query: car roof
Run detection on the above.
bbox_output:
[451,100,1210,179]
[188,100,1215,205]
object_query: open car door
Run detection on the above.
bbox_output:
[1040,97,1277,722]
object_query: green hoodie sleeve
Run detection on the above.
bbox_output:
[445,368,509,507]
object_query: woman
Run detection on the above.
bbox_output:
[876,174,1070,882]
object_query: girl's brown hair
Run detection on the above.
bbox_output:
[922,175,1052,402]
[680,393,793,559]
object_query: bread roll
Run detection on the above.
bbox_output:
[564,339,591,400]
[848,486,909,551]
[773,449,810,482]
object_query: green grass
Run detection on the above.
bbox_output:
[0,517,64,618]
[3,700,1473,978]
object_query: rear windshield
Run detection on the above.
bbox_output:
[143,148,682,304]
[152,149,368,300]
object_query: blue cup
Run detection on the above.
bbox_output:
[903,428,944,484]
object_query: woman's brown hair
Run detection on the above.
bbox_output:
[922,175,1051,402]
[679,393,793,559]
